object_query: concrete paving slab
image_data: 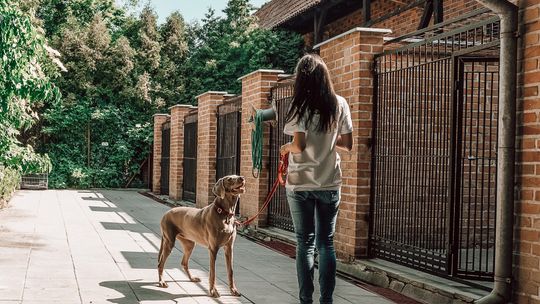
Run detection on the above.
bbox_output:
[22,286,81,302]
[0,190,395,304]
[0,286,23,301]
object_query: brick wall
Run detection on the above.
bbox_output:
[195,91,227,208]
[168,105,193,201]
[303,0,485,47]
[515,1,540,303]
[324,0,422,39]
[239,69,283,227]
[152,114,170,194]
[317,28,389,259]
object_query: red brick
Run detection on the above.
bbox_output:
[523,57,538,72]
[519,190,534,201]
[534,244,540,256]
[524,85,539,97]
[521,229,540,243]
[520,202,540,214]
[524,46,540,59]
[524,7,540,23]
[152,114,170,194]
[196,92,227,207]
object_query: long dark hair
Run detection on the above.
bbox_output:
[285,54,337,133]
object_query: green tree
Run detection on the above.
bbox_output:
[181,9,222,104]
[157,11,188,106]
[136,6,161,73]
[43,10,155,188]
[181,0,304,103]
[223,0,256,34]
[32,0,125,38]
[0,0,61,173]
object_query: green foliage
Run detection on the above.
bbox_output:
[0,166,20,209]
[33,0,125,37]
[28,0,304,189]
[0,0,59,174]
[181,0,304,103]
[157,11,188,104]
[37,3,159,188]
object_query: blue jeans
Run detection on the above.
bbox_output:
[286,189,340,304]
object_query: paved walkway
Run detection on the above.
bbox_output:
[0,190,394,304]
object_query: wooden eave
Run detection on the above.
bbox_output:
[257,0,364,34]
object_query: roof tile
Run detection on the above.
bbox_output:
[255,0,322,29]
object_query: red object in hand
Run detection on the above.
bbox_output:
[278,153,289,186]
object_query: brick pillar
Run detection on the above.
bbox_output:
[239,69,284,227]
[152,114,170,194]
[316,27,390,260]
[168,104,194,201]
[515,3,540,303]
[195,91,227,208]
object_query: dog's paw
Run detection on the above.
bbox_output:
[158,281,169,288]
[230,287,241,297]
[190,276,201,283]
[209,287,220,298]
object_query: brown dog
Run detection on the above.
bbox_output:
[157,175,245,297]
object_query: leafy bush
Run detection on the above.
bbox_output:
[0,0,60,175]
[0,166,21,209]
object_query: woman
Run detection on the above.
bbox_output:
[280,53,353,304]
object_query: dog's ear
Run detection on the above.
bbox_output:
[212,178,226,199]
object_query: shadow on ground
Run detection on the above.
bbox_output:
[99,280,210,304]
[82,191,245,304]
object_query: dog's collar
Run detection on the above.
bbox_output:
[214,202,235,218]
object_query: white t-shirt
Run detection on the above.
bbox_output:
[283,95,353,191]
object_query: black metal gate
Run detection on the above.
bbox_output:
[160,120,170,195]
[216,96,242,179]
[182,111,198,202]
[453,57,499,279]
[370,11,500,281]
[268,80,294,232]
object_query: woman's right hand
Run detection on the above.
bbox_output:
[280,143,291,157]
[281,132,306,156]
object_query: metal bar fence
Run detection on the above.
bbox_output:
[455,57,499,280]
[182,111,198,202]
[216,96,242,214]
[268,80,294,232]
[371,14,500,281]
[216,97,242,179]
[160,120,171,195]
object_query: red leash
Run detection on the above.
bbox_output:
[236,153,289,227]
